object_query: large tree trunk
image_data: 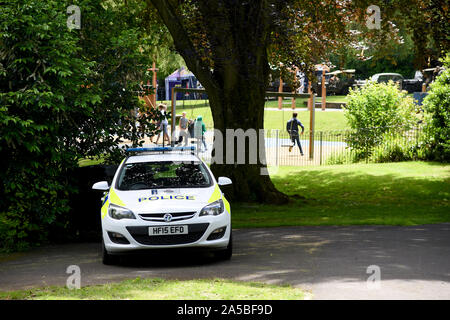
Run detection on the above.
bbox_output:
[205,55,288,204]
[207,83,289,204]
[150,0,289,204]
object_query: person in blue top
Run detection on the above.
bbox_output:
[286,113,304,156]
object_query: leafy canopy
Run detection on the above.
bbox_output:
[423,54,450,161]
[0,0,165,250]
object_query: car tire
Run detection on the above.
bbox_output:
[215,230,232,261]
[102,239,118,265]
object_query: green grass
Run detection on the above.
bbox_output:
[174,101,349,131]
[0,278,307,300]
[232,162,450,228]
[78,157,104,167]
[263,109,347,132]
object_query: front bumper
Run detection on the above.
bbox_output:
[102,212,231,253]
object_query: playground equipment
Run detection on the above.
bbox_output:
[139,62,158,110]
[312,64,331,111]
[273,64,342,111]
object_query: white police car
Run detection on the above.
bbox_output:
[92,146,232,265]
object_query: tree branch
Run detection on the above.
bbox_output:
[148,0,217,91]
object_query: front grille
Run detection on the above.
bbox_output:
[126,223,209,245]
[139,211,196,222]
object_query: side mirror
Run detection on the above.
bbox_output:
[92,181,109,191]
[218,177,232,186]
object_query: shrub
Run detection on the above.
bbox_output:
[325,150,357,165]
[0,0,160,251]
[344,81,420,159]
[422,55,450,162]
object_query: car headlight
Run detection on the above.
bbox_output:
[199,199,224,216]
[108,204,136,220]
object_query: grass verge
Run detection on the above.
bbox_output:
[0,278,307,300]
[232,162,450,228]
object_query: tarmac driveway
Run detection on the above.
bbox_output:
[1,224,449,299]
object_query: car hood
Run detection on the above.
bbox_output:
[107,186,220,214]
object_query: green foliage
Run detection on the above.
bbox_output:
[0,0,162,251]
[369,130,426,163]
[344,81,419,159]
[324,128,426,165]
[329,32,418,80]
[325,151,357,165]
[345,81,418,129]
[422,54,450,162]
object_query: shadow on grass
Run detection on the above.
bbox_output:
[233,163,450,227]
[274,169,449,202]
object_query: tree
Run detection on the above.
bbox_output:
[0,0,162,250]
[147,1,349,203]
[423,54,450,161]
[401,0,449,68]
[328,31,418,80]
[147,0,447,203]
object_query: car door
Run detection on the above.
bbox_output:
[392,75,403,90]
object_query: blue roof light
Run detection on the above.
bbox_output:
[125,146,196,153]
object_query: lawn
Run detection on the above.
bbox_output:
[0,278,307,300]
[263,109,347,132]
[172,99,349,131]
[232,161,450,228]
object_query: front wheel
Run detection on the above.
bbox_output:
[215,230,233,260]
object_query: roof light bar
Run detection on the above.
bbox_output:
[125,146,196,153]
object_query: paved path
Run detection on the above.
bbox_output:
[1,224,449,299]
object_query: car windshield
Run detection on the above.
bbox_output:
[117,161,212,190]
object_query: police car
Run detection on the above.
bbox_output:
[92,146,232,265]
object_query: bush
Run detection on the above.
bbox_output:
[344,81,419,159]
[369,129,426,163]
[325,150,357,165]
[422,55,450,162]
[0,0,160,251]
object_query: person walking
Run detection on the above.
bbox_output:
[178,111,189,145]
[194,115,207,152]
[155,104,170,145]
[286,113,305,156]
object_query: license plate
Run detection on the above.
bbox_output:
[148,225,188,236]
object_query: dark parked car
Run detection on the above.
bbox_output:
[354,73,404,90]
[403,71,423,93]
[267,79,294,93]
[310,69,355,96]
[324,69,356,95]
